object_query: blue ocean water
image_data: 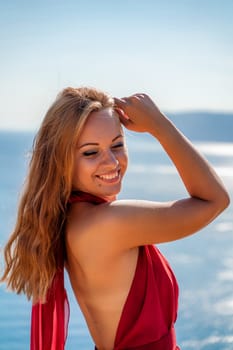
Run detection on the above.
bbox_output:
[0,129,233,350]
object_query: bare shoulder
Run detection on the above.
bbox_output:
[65,201,120,264]
[65,200,139,273]
[66,196,219,256]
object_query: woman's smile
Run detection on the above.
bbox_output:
[96,169,121,183]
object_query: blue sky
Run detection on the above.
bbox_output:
[0,0,233,130]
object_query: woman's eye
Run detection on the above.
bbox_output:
[112,142,124,149]
[83,150,98,157]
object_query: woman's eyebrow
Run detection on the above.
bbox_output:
[78,134,123,149]
[112,134,123,142]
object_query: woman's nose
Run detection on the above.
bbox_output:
[101,150,119,168]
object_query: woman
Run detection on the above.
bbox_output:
[1,87,229,350]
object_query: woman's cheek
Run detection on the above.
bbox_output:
[79,157,99,173]
[119,150,128,174]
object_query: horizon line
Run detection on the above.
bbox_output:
[1,109,233,132]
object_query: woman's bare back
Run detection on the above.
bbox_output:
[66,203,139,349]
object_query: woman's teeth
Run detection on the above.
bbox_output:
[98,171,119,180]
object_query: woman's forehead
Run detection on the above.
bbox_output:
[78,108,123,143]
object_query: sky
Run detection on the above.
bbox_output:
[0,0,233,130]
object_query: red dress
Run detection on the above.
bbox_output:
[109,245,179,349]
[30,192,180,350]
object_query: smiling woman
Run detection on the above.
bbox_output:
[72,108,128,201]
[0,86,229,350]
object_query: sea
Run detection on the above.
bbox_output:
[0,114,233,350]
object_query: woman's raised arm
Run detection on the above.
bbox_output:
[69,94,230,254]
[114,94,230,210]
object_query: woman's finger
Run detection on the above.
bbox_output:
[114,107,130,121]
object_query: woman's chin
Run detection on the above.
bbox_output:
[97,186,121,201]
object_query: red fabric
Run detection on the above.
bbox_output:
[113,245,179,350]
[30,266,69,350]
[68,190,107,205]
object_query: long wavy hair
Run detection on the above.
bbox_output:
[1,87,114,303]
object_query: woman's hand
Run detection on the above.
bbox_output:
[114,94,166,134]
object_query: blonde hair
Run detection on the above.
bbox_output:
[1,87,114,302]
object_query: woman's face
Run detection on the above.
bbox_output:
[72,108,128,201]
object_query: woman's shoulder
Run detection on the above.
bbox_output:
[65,198,155,258]
[65,201,115,260]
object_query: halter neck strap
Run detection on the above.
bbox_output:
[69,191,108,204]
